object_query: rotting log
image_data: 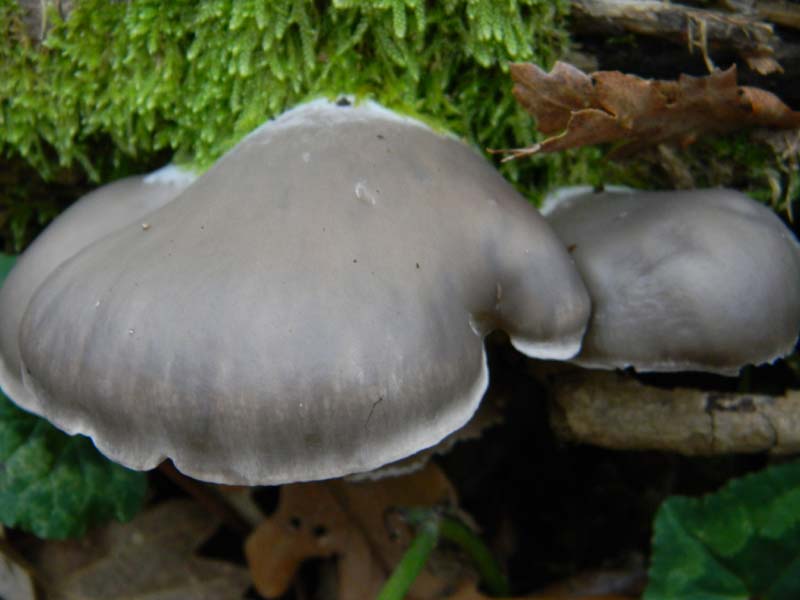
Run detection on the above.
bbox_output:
[570,0,782,74]
[547,369,800,455]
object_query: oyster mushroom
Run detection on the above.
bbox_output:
[14,99,590,484]
[545,187,800,374]
[0,165,196,406]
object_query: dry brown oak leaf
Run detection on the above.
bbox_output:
[245,462,473,600]
[20,499,250,600]
[503,61,800,159]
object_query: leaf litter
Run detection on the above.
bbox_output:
[500,61,800,160]
[245,462,470,600]
[17,499,250,600]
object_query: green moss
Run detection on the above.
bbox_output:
[611,133,799,217]
[1,0,567,173]
[3,0,790,250]
[0,0,600,247]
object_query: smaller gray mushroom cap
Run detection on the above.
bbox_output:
[0,166,197,407]
[545,188,800,374]
[17,99,590,485]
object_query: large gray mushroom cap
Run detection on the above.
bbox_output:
[545,187,800,374]
[18,99,590,485]
[0,166,196,406]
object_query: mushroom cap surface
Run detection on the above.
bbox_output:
[546,188,800,374]
[18,99,590,484]
[0,166,196,405]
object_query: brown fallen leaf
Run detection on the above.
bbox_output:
[245,462,469,600]
[20,499,250,600]
[502,61,800,159]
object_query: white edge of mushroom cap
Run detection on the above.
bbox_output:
[540,184,634,216]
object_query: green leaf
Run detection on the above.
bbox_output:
[0,382,147,540]
[645,460,800,600]
[0,253,147,539]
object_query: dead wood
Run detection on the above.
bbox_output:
[548,369,800,455]
[571,0,782,74]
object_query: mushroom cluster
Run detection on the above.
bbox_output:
[0,99,590,485]
[3,100,799,487]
